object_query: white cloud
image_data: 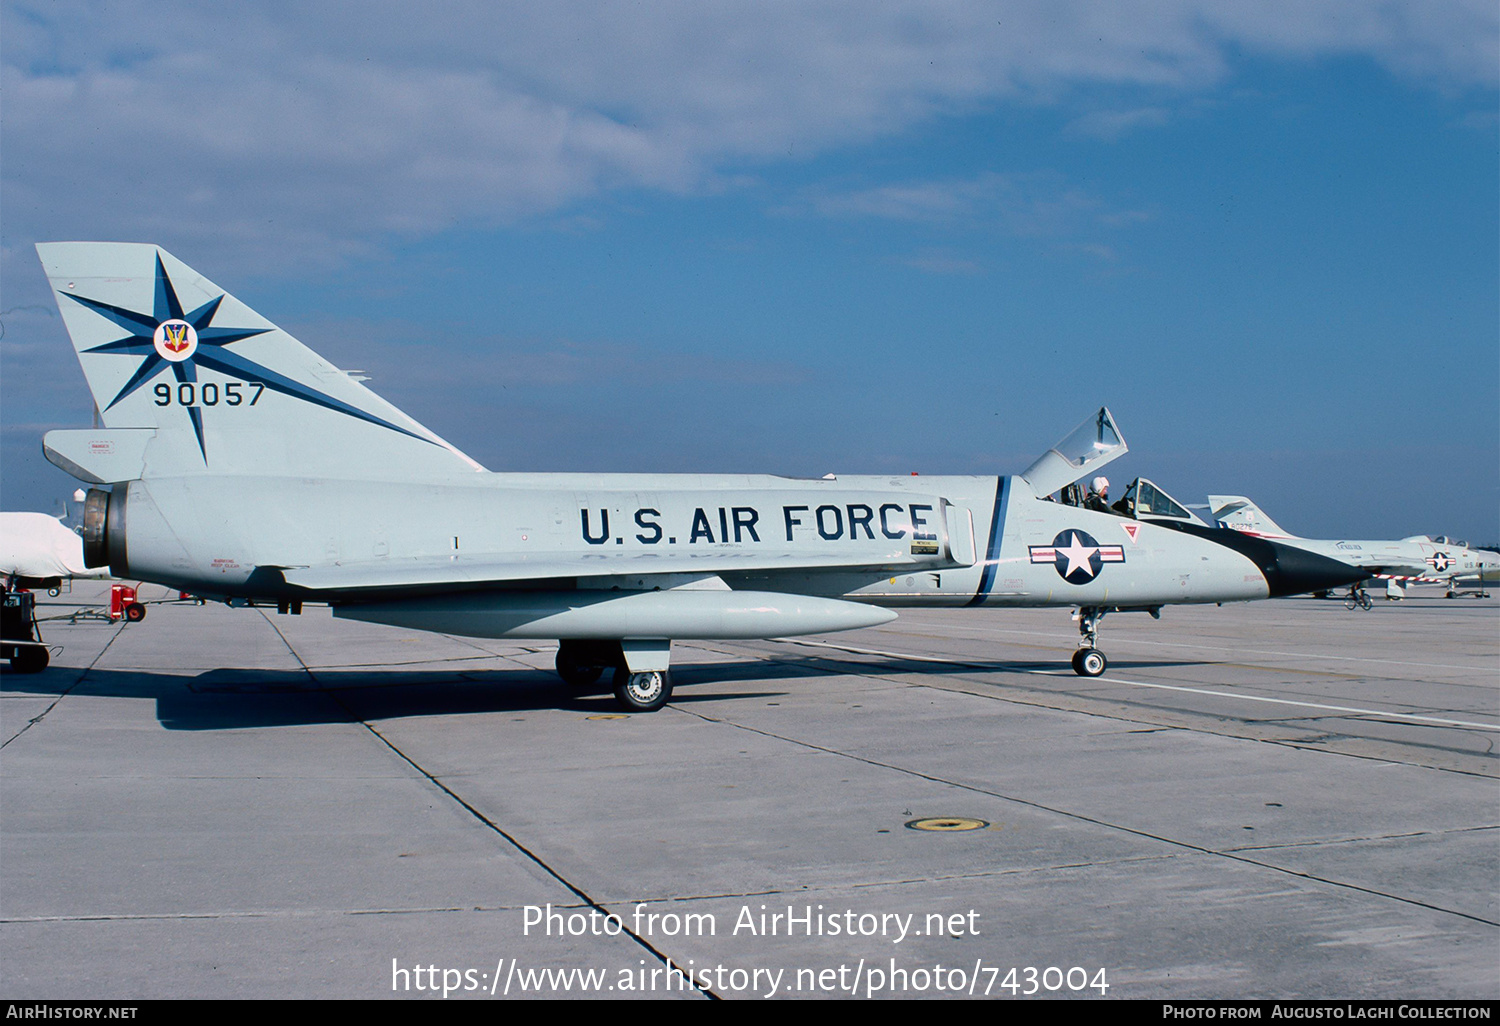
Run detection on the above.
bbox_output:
[900,249,985,276]
[790,171,1122,242]
[1066,106,1173,140]
[3,0,1493,271]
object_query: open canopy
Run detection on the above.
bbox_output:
[1018,407,1128,498]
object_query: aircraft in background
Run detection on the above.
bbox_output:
[2,504,117,675]
[1208,496,1497,600]
[0,510,111,593]
[34,242,1362,709]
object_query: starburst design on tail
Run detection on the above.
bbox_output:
[59,252,430,462]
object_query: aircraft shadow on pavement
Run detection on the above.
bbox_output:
[1,651,1187,731]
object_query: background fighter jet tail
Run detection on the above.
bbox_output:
[1208,495,1296,539]
[36,242,484,483]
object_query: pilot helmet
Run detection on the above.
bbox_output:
[1090,476,1109,496]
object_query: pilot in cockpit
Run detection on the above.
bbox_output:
[1084,476,1111,512]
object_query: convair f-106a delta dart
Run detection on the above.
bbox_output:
[1210,495,1498,600]
[34,243,1363,710]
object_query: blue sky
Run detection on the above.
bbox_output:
[3,1,1496,542]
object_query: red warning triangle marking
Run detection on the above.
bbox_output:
[1122,522,1141,544]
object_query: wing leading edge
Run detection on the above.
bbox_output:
[279,544,967,597]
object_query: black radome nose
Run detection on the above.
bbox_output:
[1155,521,1370,598]
[1260,541,1369,597]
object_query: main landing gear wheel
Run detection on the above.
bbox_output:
[1071,647,1107,677]
[555,642,604,687]
[612,667,671,712]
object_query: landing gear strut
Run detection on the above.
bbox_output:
[1071,606,1108,677]
[1068,605,1162,675]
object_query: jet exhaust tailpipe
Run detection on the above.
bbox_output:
[80,487,128,574]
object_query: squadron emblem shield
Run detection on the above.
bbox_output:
[152,319,198,362]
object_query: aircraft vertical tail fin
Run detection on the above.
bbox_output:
[36,242,484,481]
[1207,495,1297,539]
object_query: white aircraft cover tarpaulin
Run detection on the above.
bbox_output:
[0,512,93,579]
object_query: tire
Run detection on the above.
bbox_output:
[612,668,671,712]
[124,603,146,622]
[555,642,605,687]
[1071,648,1107,677]
[10,646,49,673]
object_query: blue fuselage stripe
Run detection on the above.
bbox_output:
[967,476,1010,606]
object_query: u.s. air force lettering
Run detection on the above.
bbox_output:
[1029,530,1125,585]
[581,503,938,547]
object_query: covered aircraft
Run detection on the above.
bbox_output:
[1209,496,1497,599]
[34,242,1362,709]
[0,511,110,592]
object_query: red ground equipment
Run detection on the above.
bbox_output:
[110,584,146,622]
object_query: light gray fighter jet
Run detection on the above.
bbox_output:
[33,243,1362,709]
[1209,496,1498,600]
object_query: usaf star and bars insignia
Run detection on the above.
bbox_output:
[1029,529,1126,585]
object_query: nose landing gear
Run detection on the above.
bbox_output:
[1071,606,1108,677]
[1070,605,1159,677]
